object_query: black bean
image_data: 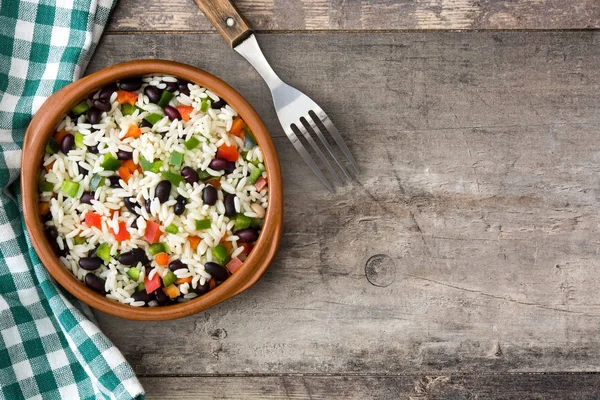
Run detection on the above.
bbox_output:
[144,85,161,103]
[92,98,111,112]
[79,257,103,271]
[45,226,59,241]
[117,150,133,160]
[204,262,229,282]
[174,195,186,215]
[178,83,190,96]
[55,246,68,257]
[85,273,106,294]
[124,197,139,215]
[155,180,171,203]
[42,212,53,223]
[118,78,142,91]
[153,289,169,305]
[236,228,259,243]
[88,248,97,258]
[98,85,117,100]
[107,176,121,188]
[224,194,236,217]
[211,99,225,109]
[118,248,146,266]
[208,158,229,171]
[180,166,198,184]
[132,290,153,303]
[195,281,210,294]
[140,119,153,129]
[145,198,152,213]
[87,107,102,124]
[80,191,94,204]
[60,134,74,154]
[224,161,236,175]
[202,185,217,206]
[164,105,181,121]
[131,219,138,229]
[165,81,178,92]
[87,144,99,154]
[168,259,187,272]
[78,164,89,176]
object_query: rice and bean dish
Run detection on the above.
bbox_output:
[39,75,268,307]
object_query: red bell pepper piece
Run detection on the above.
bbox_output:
[145,273,161,294]
[110,221,130,242]
[84,212,102,229]
[144,220,162,244]
[217,144,239,162]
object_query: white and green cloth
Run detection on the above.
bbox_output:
[0,0,144,398]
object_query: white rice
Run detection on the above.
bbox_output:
[40,75,268,307]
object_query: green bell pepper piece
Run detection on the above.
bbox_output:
[158,91,174,108]
[234,214,252,231]
[195,219,211,231]
[197,169,212,181]
[144,113,163,125]
[148,242,168,256]
[165,223,179,234]
[100,154,120,171]
[248,167,263,184]
[137,282,145,292]
[96,243,111,262]
[61,180,80,198]
[213,244,229,265]
[200,98,210,112]
[140,157,162,173]
[121,103,135,115]
[162,270,177,287]
[74,132,85,148]
[251,218,263,228]
[184,136,200,150]
[45,138,59,154]
[74,237,87,245]
[39,180,54,192]
[169,151,183,167]
[161,171,183,186]
[71,100,90,116]
[126,267,140,281]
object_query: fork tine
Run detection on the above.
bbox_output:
[284,126,334,192]
[311,108,360,174]
[303,116,352,180]
[293,123,342,185]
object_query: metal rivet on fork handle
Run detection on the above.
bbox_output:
[226,17,235,27]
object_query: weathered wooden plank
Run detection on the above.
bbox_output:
[140,374,600,399]
[90,32,600,375]
[107,0,600,32]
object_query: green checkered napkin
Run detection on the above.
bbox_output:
[0,0,144,399]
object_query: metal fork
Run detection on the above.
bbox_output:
[194,0,359,191]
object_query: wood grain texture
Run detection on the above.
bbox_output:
[107,0,600,32]
[140,374,600,399]
[90,31,600,380]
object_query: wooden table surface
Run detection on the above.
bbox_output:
[92,1,600,398]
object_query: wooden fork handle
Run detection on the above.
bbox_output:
[193,0,253,48]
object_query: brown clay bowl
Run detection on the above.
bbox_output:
[21,60,283,320]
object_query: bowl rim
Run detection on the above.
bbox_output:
[21,60,283,320]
